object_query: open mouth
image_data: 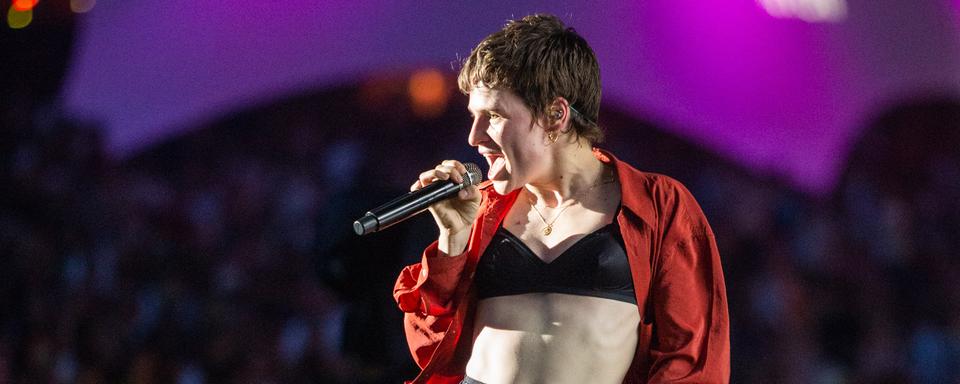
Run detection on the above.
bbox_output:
[482,153,502,165]
[481,152,507,180]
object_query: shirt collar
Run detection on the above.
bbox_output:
[478,148,656,230]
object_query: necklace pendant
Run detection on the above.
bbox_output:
[543,225,552,236]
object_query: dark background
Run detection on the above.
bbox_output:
[3,2,960,383]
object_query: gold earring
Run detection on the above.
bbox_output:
[547,130,559,144]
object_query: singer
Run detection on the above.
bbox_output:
[393,14,729,384]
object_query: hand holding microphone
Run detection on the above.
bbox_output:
[353,160,482,255]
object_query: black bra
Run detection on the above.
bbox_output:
[474,221,637,305]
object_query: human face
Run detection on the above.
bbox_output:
[467,86,551,195]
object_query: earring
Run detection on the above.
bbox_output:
[546,130,559,144]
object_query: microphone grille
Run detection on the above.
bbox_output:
[463,162,483,186]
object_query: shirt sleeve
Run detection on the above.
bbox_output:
[647,178,730,383]
[394,241,469,316]
[393,241,471,369]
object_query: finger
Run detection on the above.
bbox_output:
[441,160,466,174]
[434,162,463,184]
[418,169,449,187]
[410,180,421,192]
[434,164,460,183]
[441,160,467,183]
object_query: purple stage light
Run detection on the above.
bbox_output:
[61,0,960,195]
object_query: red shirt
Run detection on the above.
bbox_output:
[394,149,730,383]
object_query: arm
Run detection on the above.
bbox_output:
[395,159,480,316]
[393,241,470,368]
[394,241,469,316]
[647,180,730,383]
[392,160,484,369]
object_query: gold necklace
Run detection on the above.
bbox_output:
[527,196,574,236]
[526,167,615,236]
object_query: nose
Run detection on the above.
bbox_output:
[467,117,487,147]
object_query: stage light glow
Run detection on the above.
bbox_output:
[407,69,449,119]
[757,0,847,22]
[7,6,33,29]
[358,74,405,110]
[12,0,38,12]
[70,0,96,13]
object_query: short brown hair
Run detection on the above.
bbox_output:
[458,14,604,144]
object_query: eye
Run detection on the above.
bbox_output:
[489,112,502,121]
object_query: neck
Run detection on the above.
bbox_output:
[525,139,606,208]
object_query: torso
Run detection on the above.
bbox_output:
[466,175,640,384]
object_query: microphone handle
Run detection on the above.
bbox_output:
[354,179,462,235]
[376,180,461,229]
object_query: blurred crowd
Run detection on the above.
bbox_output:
[3,75,959,383]
[5,3,960,383]
[12,1,960,368]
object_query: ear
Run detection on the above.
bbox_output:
[546,97,572,131]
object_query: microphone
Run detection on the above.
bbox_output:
[353,163,483,236]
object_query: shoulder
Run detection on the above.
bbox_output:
[597,148,692,200]
[599,151,713,246]
[605,153,699,223]
[620,166,688,199]
[646,173,699,209]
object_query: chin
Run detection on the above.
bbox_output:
[490,179,519,196]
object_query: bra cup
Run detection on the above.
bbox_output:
[598,229,634,292]
[476,224,636,304]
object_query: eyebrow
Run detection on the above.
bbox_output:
[467,105,505,118]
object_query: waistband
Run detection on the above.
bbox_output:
[460,376,486,384]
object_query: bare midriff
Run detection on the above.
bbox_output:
[465,293,640,384]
